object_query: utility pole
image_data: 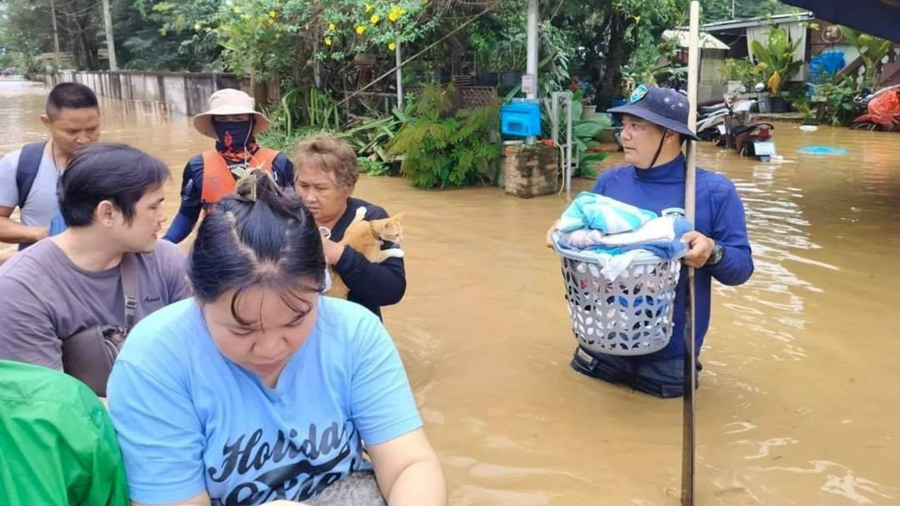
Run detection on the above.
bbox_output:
[524,0,539,145]
[732,0,736,19]
[50,0,62,69]
[100,0,118,70]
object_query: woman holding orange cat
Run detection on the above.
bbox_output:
[294,134,405,319]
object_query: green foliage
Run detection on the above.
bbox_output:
[810,78,861,126]
[721,58,757,91]
[571,108,613,176]
[119,0,221,71]
[358,157,394,176]
[538,22,574,97]
[0,0,62,72]
[387,85,501,189]
[210,0,431,79]
[621,23,681,93]
[337,102,413,161]
[469,4,573,96]
[750,27,804,94]
[256,127,315,154]
[843,27,892,90]
[306,87,342,131]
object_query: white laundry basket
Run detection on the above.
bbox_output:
[553,233,685,356]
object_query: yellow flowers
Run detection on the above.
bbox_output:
[268,18,274,25]
[389,42,396,51]
[389,6,406,22]
[370,14,380,24]
[329,23,336,31]
[356,25,366,35]
[365,3,373,12]
[325,37,332,46]
[269,10,276,18]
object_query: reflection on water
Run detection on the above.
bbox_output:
[2,79,899,505]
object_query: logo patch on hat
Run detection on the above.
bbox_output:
[629,84,649,104]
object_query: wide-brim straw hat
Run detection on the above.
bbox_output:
[192,88,272,139]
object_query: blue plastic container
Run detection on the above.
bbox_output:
[501,102,541,137]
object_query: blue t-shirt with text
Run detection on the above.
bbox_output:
[107,296,422,506]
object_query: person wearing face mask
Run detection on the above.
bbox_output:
[162,89,294,244]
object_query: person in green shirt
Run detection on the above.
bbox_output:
[0,360,129,506]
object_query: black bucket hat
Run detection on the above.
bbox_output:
[608,85,700,141]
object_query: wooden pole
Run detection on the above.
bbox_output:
[681,2,701,506]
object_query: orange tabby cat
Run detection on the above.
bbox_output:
[327,207,404,299]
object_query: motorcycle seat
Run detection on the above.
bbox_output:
[699,104,728,115]
[733,123,775,136]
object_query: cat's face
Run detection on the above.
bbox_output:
[374,213,403,244]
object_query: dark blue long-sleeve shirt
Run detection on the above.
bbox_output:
[328,197,406,319]
[163,153,294,243]
[591,154,753,359]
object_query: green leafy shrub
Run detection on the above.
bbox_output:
[388,85,501,189]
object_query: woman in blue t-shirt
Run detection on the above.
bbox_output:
[106,171,446,506]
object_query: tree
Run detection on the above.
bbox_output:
[115,0,221,71]
[550,0,688,109]
[0,0,56,72]
[0,0,103,71]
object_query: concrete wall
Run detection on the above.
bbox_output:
[36,71,246,117]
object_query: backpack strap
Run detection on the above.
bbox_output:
[16,142,47,210]
[119,254,138,332]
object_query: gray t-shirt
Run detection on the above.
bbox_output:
[0,239,192,369]
[0,147,60,226]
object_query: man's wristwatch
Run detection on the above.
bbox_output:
[706,241,725,266]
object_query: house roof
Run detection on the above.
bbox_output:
[701,12,815,32]
[663,29,730,50]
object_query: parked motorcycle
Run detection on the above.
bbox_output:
[696,102,731,142]
[717,85,778,162]
[851,84,900,132]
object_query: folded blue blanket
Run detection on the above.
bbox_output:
[557,192,658,234]
[557,217,693,261]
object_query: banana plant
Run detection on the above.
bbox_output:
[750,27,804,95]
[843,27,893,89]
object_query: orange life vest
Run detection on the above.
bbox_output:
[200,148,280,209]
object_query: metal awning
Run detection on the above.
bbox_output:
[777,0,900,43]
[701,12,815,33]
[663,30,730,50]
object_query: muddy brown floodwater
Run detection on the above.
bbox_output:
[2,79,899,505]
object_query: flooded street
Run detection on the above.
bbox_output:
[2,79,899,505]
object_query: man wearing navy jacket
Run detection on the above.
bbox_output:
[548,85,754,398]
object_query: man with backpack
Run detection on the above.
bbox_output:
[0,82,100,261]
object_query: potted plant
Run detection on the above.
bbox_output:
[751,27,804,113]
[572,78,598,117]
